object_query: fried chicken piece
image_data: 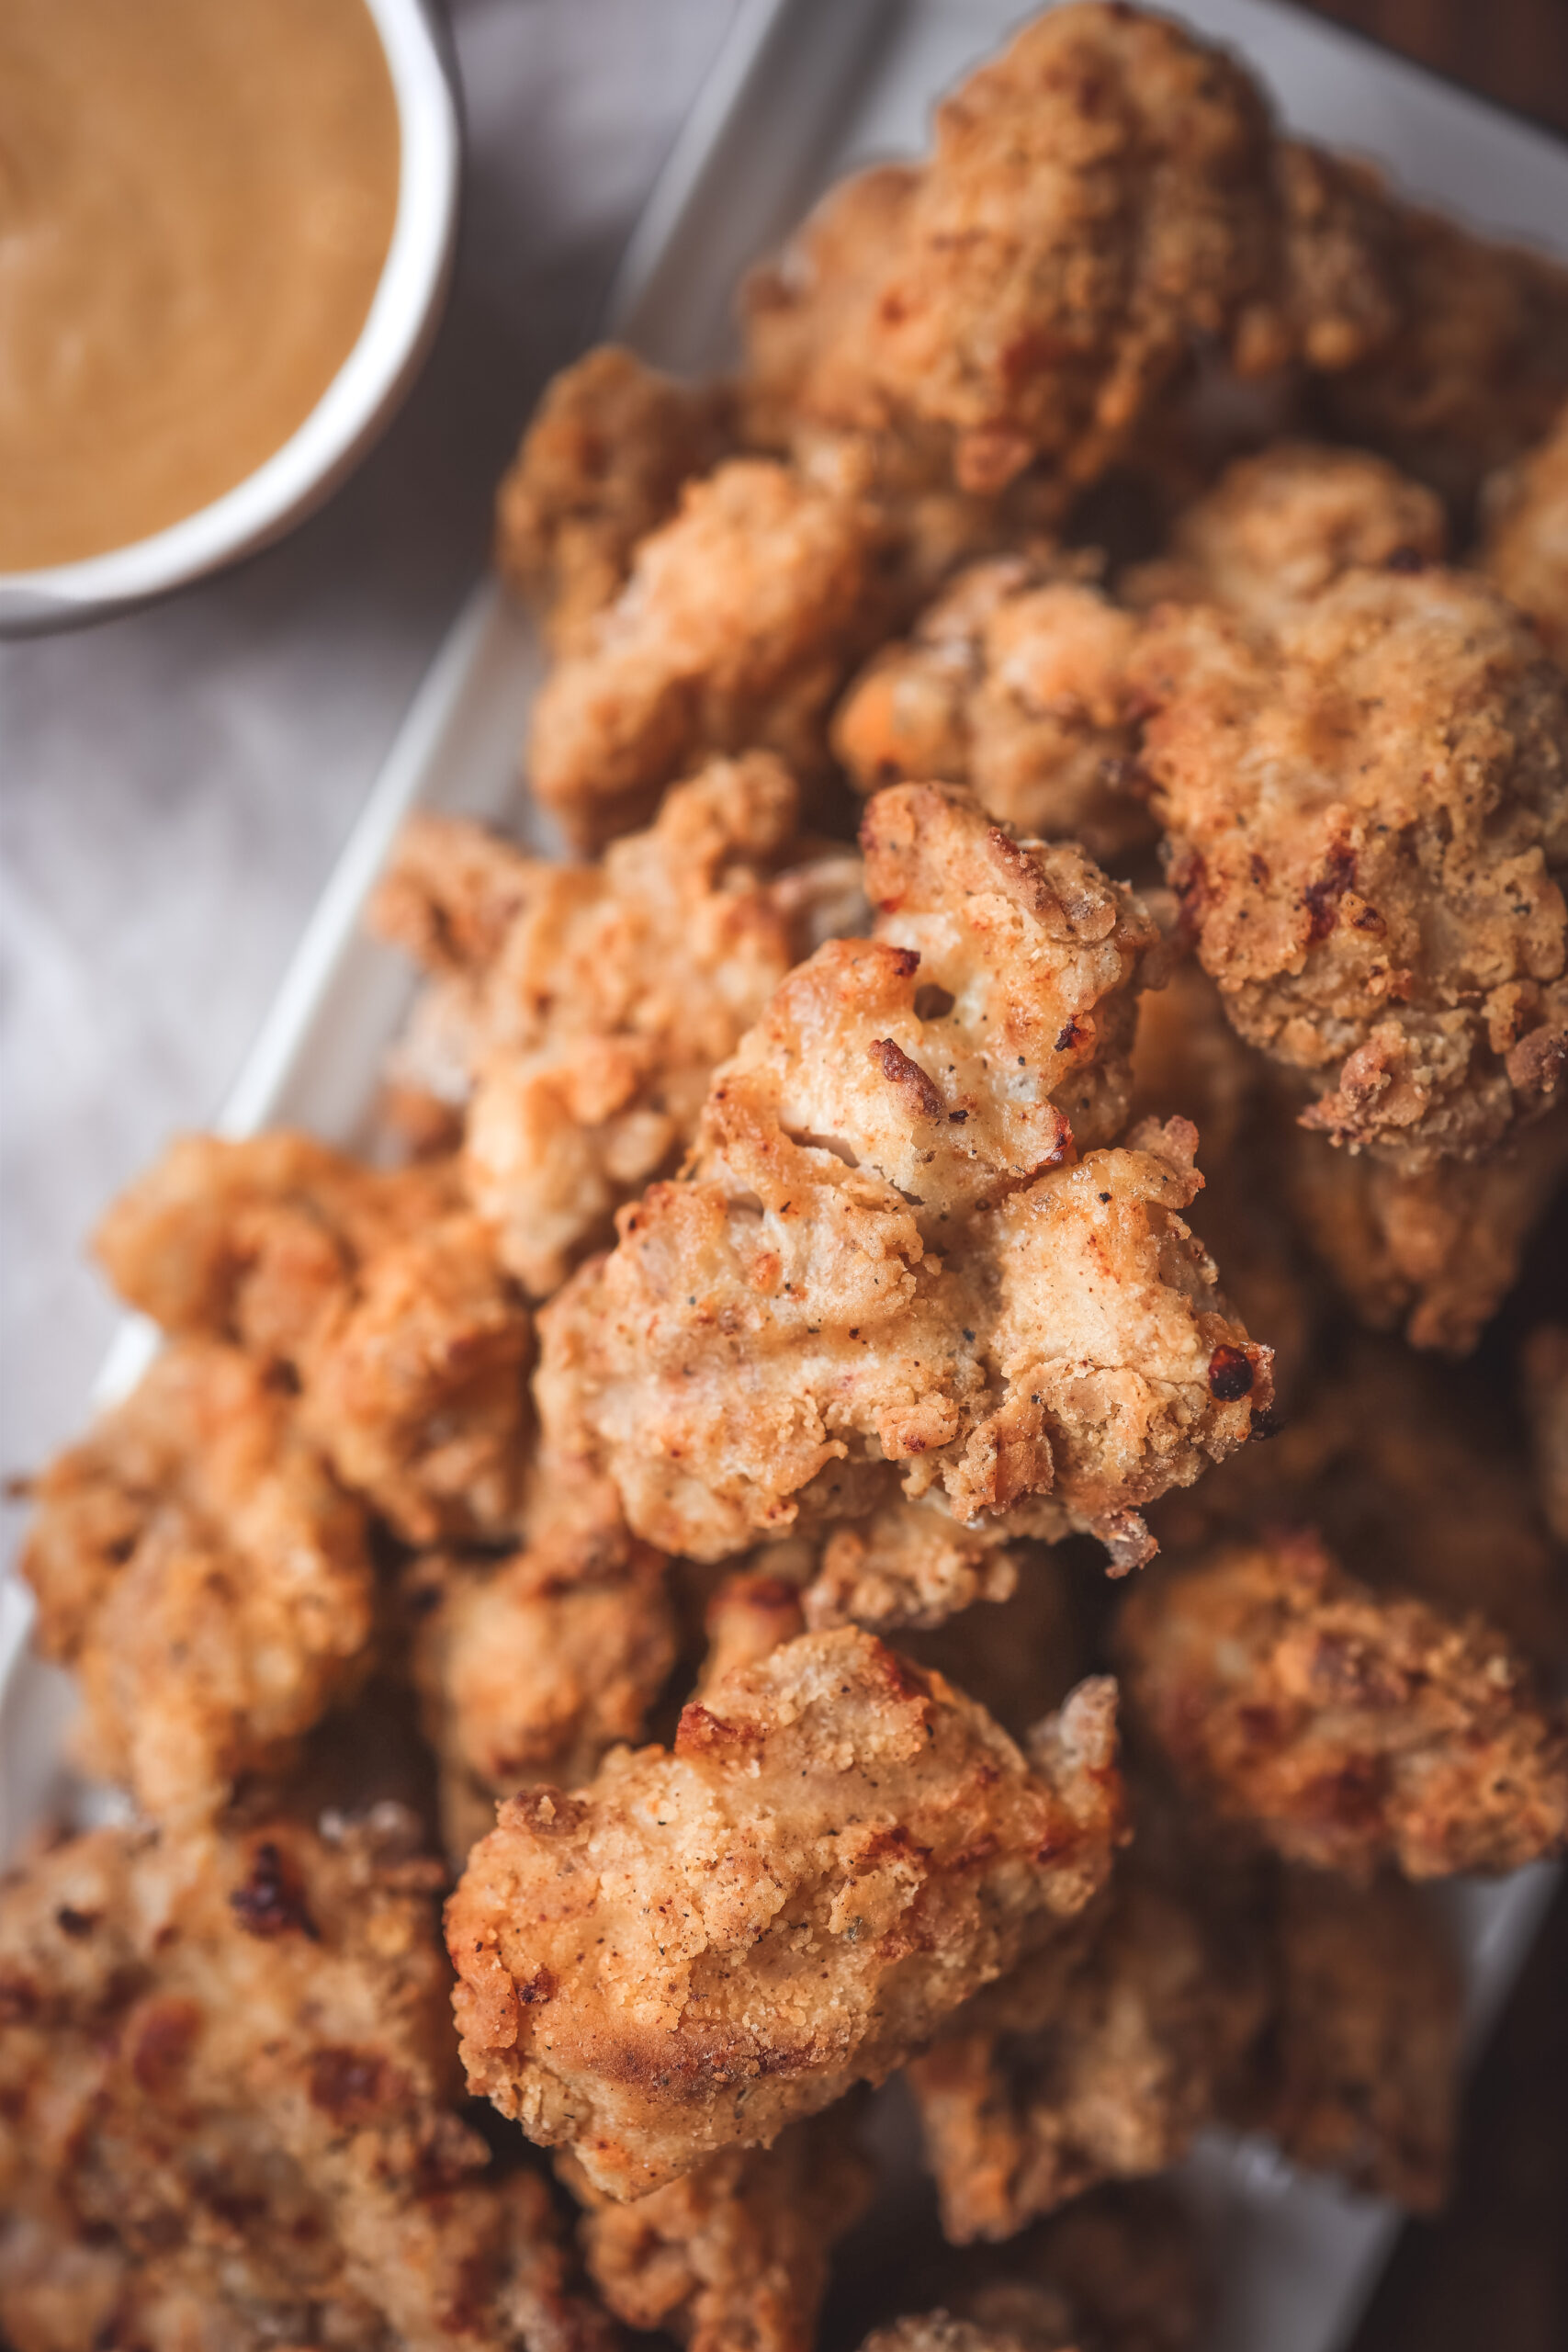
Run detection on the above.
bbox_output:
[566,2112,874,2352]
[96,1133,532,1543]
[832,556,1156,868]
[744,6,1292,501]
[19,1340,374,1826]
[0,1814,615,2352]
[946,2181,1210,2352]
[536,786,1267,1577]
[1122,440,1447,626]
[527,459,896,848]
[446,1629,1124,2198]
[1117,1532,1568,1879]
[1131,566,1568,1169]
[496,345,733,651]
[1255,1868,1461,2212]
[1524,1322,1568,1546]
[908,1840,1266,2241]
[1277,1101,1568,1354]
[1323,193,1568,510]
[370,755,863,1296]
[406,1517,678,1866]
[1153,1332,1568,1669]
[1483,398,1568,662]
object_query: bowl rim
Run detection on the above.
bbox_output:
[0,0,461,634]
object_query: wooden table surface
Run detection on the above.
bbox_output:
[1304,0,1568,134]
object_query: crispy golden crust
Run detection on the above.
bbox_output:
[908,1850,1265,2240]
[743,6,1287,499]
[1277,1101,1568,1354]
[832,556,1156,867]
[407,1520,678,1869]
[1131,566,1568,1169]
[1483,398,1568,662]
[1152,1332,1568,1671]
[495,345,734,652]
[19,1340,374,1826]
[1122,440,1447,627]
[1323,194,1568,508]
[371,756,863,1297]
[1117,1532,1568,1880]
[0,1816,615,2352]
[446,1630,1124,2199]
[1256,1868,1461,2213]
[1524,1321,1568,1547]
[94,1134,532,1544]
[567,2113,874,2352]
[537,787,1267,1577]
[526,459,895,848]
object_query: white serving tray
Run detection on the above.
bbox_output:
[4,6,1565,2347]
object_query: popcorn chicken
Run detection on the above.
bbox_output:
[19,1340,373,1826]
[1152,1332,1568,1671]
[406,1516,678,1866]
[1483,397,1568,662]
[371,755,863,1296]
[95,1134,532,1543]
[1277,1102,1568,1355]
[446,1630,1125,2199]
[566,2112,874,2352]
[1131,566,1568,1170]
[527,458,895,848]
[537,786,1267,1577]
[1257,1868,1461,2212]
[1323,195,1568,508]
[496,344,733,651]
[832,556,1156,867]
[740,6,1289,501]
[0,1815,615,2352]
[1122,440,1447,626]
[1117,1532,1568,1880]
[908,1851,1265,2240]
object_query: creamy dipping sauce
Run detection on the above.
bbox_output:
[0,0,400,571]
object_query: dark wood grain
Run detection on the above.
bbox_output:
[1302,0,1568,134]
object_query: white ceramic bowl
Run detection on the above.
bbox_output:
[0,0,461,636]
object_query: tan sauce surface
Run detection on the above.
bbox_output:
[0,0,400,571]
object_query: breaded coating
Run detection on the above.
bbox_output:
[1122,440,1447,626]
[1131,566,1568,1169]
[1258,1868,1461,2212]
[1483,398,1568,662]
[908,1849,1265,2240]
[371,755,863,1296]
[832,556,1156,868]
[95,1133,532,1543]
[1117,1532,1568,1880]
[446,1629,1125,2199]
[1277,1102,1568,1355]
[1324,193,1568,508]
[698,1566,809,1690]
[0,1815,615,2352]
[20,1340,373,1826]
[407,1516,678,1867]
[1155,1333,1568,1669]
[742,6,1288,500]
[537,787,1269,1577]
[567,2113,874,2352]
[527,458,895,848]
[495,345,732,651]
[1523,1322,1568,1547]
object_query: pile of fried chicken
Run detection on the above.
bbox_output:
[7,9,1568,2350]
